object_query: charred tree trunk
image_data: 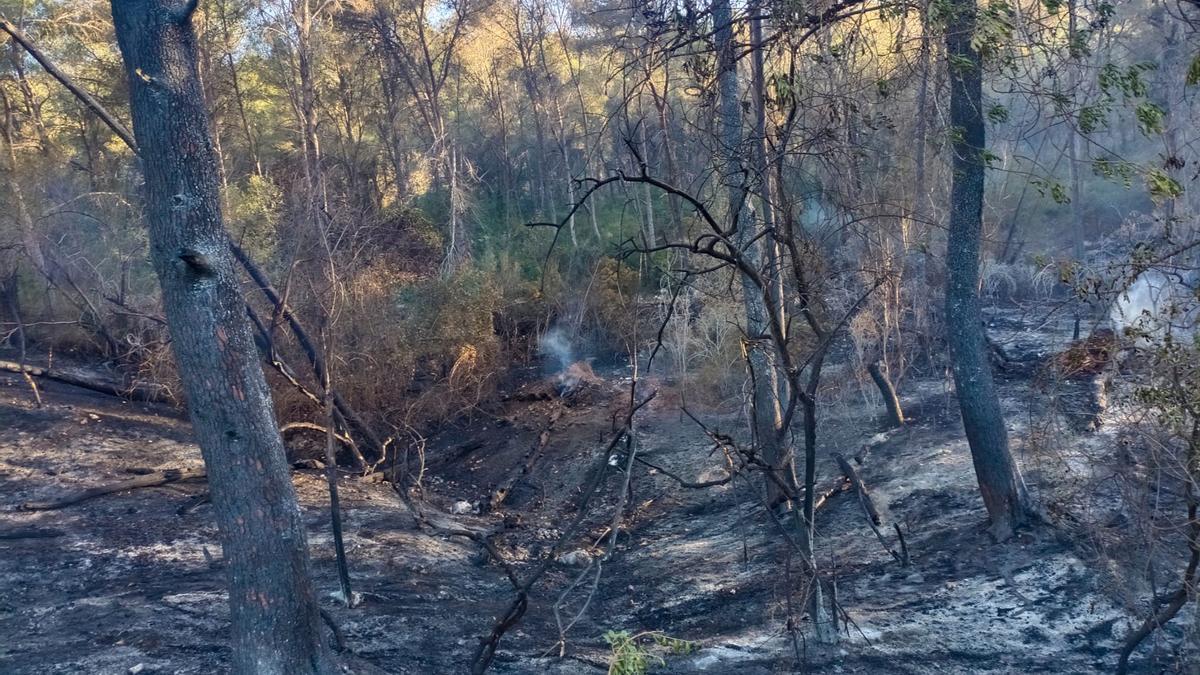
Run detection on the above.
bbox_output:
[109,3,333,672]
[944,0,1033,542]
[868,360,905,428]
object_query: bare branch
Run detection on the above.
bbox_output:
[0,16,139,154]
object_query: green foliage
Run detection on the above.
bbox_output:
[1067,30,1090,60]
[1098,62,1155,99]
[1077,103,1109,134]
[768,73,799,105]
[1048,91,1071,114]
[947,54,977,74]
[226,175,283,259]
[1092,157,1137,187]
[1030,178,1071,204]
[603,630,697,675]
[1146,169,1183,202]
[1075,62,1161,138]
[1133,102,1165,136]
[2,0,1193,443]
[1065,58,1176,207]
[395,270,500,355]
[972,0,1015,61]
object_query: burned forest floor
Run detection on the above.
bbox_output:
[0,306,1195,674]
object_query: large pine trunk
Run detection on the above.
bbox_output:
[944,0,1033,542]
[109,3,333,672]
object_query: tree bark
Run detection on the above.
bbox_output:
[867,360,905,428]
[749,0,789,425]
[108,3,334,672]
[944,0,1033,542]
[713,0,786,508]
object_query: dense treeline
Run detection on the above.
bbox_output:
[1,0,1192,415]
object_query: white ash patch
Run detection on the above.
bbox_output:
[115,538,214,567]
[846,552,1127,666]
[161,590,228,615]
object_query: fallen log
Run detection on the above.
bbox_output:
[834,453,882,526]
[811,477,849,514]
[20,467,206,511]
[0,359,169,403]
[834,453,904,564]
[489,404,564,510]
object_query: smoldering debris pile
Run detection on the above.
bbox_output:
[506,360,607,403]
[505,327,610,403]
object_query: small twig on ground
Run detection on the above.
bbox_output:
[20,467,206,511]
[319,608,348,653]
[176,492,211,516]
[0,527,65,539]
[634,455,735,488]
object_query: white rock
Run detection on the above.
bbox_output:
[329,589,363,608]
[450,500,474,515]
[557,550,592,567]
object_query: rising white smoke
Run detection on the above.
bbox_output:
[538,327,574,373]
[1110,270,1197,342]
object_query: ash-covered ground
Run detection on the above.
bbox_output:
[0,306,1193,674]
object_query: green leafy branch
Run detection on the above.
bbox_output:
[604,630,698,675]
